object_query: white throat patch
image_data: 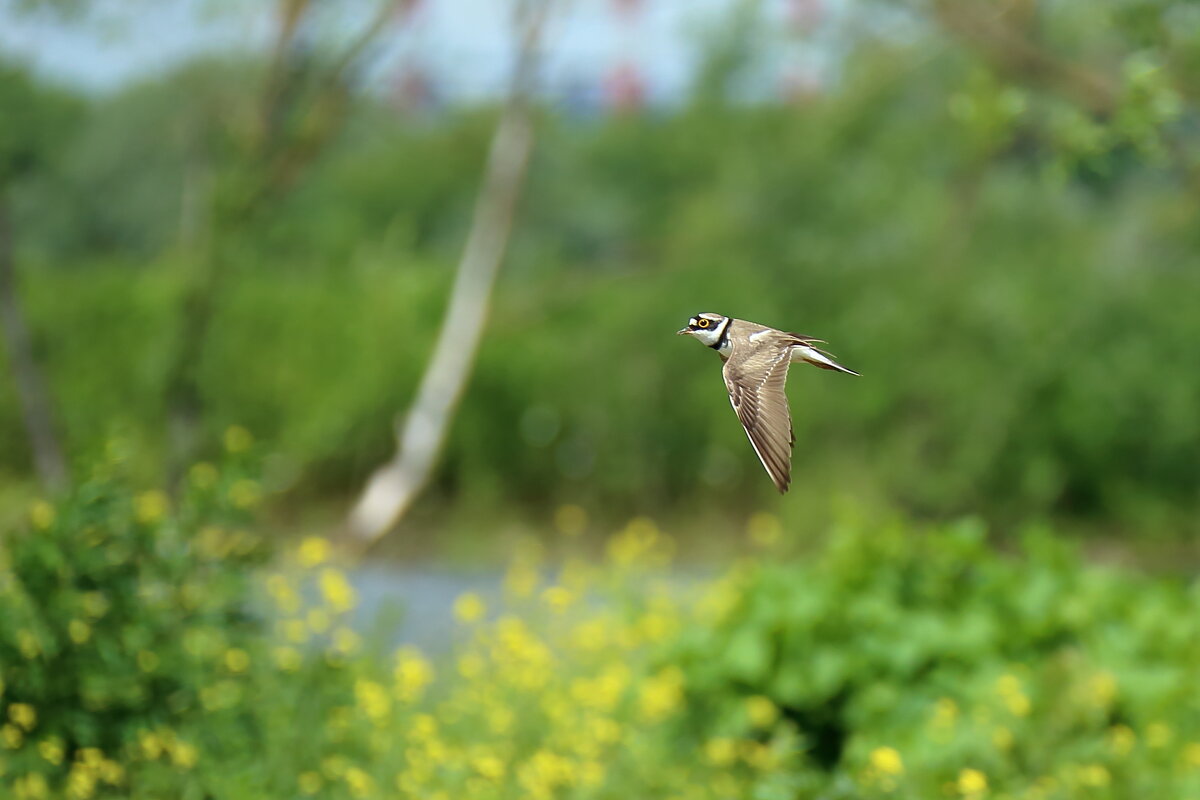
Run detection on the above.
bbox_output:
[704,316,732,357]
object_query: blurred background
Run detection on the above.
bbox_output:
[2,1,1200,797]
[1,0,1198,553]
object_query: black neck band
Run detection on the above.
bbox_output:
[709,319,731,351]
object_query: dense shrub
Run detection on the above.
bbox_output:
[4,480,1200,798]
[671,513,1200,797]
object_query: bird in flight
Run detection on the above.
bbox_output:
[677,312,858,493]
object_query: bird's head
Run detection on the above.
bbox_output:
[677,312,729,348]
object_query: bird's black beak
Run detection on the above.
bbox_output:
[676,327,691,336]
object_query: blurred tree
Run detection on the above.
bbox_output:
[895,0,1196,184]
[0,62,80,490]
[161,0,409,485]
[346,0,550,544]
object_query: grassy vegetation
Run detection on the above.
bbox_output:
[2,454,1198,798]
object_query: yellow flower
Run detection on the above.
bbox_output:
[274,646,302,672]
[957,768,988,797]
[224,648,251,673]
[394,647,434,702]
[196,526,229,558]
[453,592,486,624]
[223,425,253,453]
[29,500,55,530]
[931,697,959,732]
[189,461,219,489]
[504,561,539,598]
[474,754,506,780]
[741,740,776,770]
[607,517,660,567]
[330,627,361,656]
[579,760,605,787]
[266,574,300,614]
[134,490,169,525]
[996,674,1031,717]
[355,679,391,723]
[139,730,164,760]
[282,619,309,644]
[1077,764,1109,788]
[745,695,779,729]
[297,536,331,568]
[541,585,574,614]
[554,504,588,536]
[16,630,39,659]
[408,713,438,741]
[82,592,109,619]
[66,765,96,800]
[298,772,322,794]
[2,724,23,749]
[569,617,611,653]
[38,737,64,765]
[9,703,36,731]
[517,749,574,795]
[319,568,357,613]
[486,705,514,735]
[1108,725,1136,757]
[14,772,48,799]
[747,511,782,547]
[344,766,373,797]
[457,652,484,679]
[228,479,261,509]
[869,746,904,777]
[638,666,684,722]
[992,726,1013,750]
[68,619,91,645]
[636,611,675,642]
[98,760,124,785]
[78,748,104,767]
[171,741,198,769]
[704,737,738,767]
[1087,672,1117,708]
[1146,721,1172,748]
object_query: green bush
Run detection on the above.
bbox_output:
[0,441,393,799]
[4,477,1200,798]
[4,55,1199,531]
[0,442,273,795]
[670,513,1200,797]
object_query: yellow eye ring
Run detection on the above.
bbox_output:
[696,319,710,328]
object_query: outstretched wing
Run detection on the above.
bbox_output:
[722,346,795,493]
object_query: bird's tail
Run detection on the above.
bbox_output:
[792,343,860,376]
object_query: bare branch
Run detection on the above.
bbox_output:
[346,0,550,544]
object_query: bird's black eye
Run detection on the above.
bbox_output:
[696,319,711,328]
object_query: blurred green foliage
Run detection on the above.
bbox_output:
[1,1,1199,535]
[672,513,1200,796]
[4,479,1199,797]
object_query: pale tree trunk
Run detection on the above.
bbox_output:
[0,197,68,490]
[346,0,549,544]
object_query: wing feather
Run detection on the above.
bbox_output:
[723,346,795,493]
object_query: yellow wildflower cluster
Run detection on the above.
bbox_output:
[861,745,904,792]
[246,518,798,800]
[995,673,1031,717]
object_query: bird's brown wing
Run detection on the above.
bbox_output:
[722,343,795,493]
